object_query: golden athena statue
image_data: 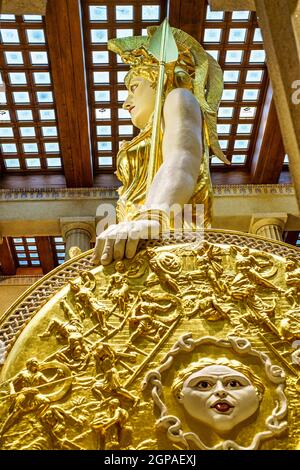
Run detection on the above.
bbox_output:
[0,19,299,452]
[92,23,230,266]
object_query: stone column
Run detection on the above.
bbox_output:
[60,217,95,261]
[249,215,287,241]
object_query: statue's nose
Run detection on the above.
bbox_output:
[214,380,227,398]
[122,95,132,110]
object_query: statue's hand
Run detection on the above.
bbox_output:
[92,220,160,265]
[24,387,39,395]
[56,368,65,378]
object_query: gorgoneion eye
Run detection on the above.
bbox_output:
[227,380,242,388]
[196,381,211,390]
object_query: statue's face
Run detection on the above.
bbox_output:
[123,77,156,129]
[27,359,39,372]
[115,261,125,273]
[177,365,260,434]
[286,260,295,271]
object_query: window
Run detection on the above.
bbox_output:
[26,29,45,44]
[204,29,222,43]
[89,6,107,21]
[47,157,62,168]
[206,6,224,21]
[52,237,66,265]
[202,5,267,168]
[98,156,113,166]
[4,158,20,169]
[115,5,134,21]
[228,29,247,43]
[11,237,41,267]
[0,15,62,174]
[222,89,237,101]
[142,5,160,21]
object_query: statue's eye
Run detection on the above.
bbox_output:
[196,381,211,390]
[227,380,242,388]
[130,84,138,93]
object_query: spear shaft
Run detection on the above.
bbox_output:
[146,22,168,193]
[146,0,177,194]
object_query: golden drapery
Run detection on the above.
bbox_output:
[109,26,229,229]
[116,122,212,228]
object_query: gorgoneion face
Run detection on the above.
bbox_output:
[177,365,260,434]
[123,77,156,129]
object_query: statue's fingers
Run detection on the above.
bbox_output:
[125,235,139,259]
[101,238,114,265]
[92,236,105,264]
[114,234,127,260]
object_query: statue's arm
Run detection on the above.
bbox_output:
[92,89,202,266]
[146,88,202,207]
[9,378,17,395]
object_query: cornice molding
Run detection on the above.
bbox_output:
[0,184,294,201]
[213,184,294,196]
[0,187,119,201]
[0,276,43,286]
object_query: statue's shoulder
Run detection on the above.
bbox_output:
[164,87,200,119]
[166,87,197,104]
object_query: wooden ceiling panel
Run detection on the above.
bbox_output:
[0,237,16,275]
[0,13,64,175]
[81,0,165,173]
[284,231,300,247]
[79,0,270,174]
[250,84,285,184]
[45,0,93,187]
[35,235,55,273]
[0,0,289,187]
[201,4,269,170]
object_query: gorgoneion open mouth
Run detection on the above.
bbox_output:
[211,401,234,413]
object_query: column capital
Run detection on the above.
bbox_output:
[1,0,47,14]
[249,214,288,235]
[60,217,95,241]
[208,0,255,11]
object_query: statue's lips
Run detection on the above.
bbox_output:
[211,401,234,413]
[129,106,135,113]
